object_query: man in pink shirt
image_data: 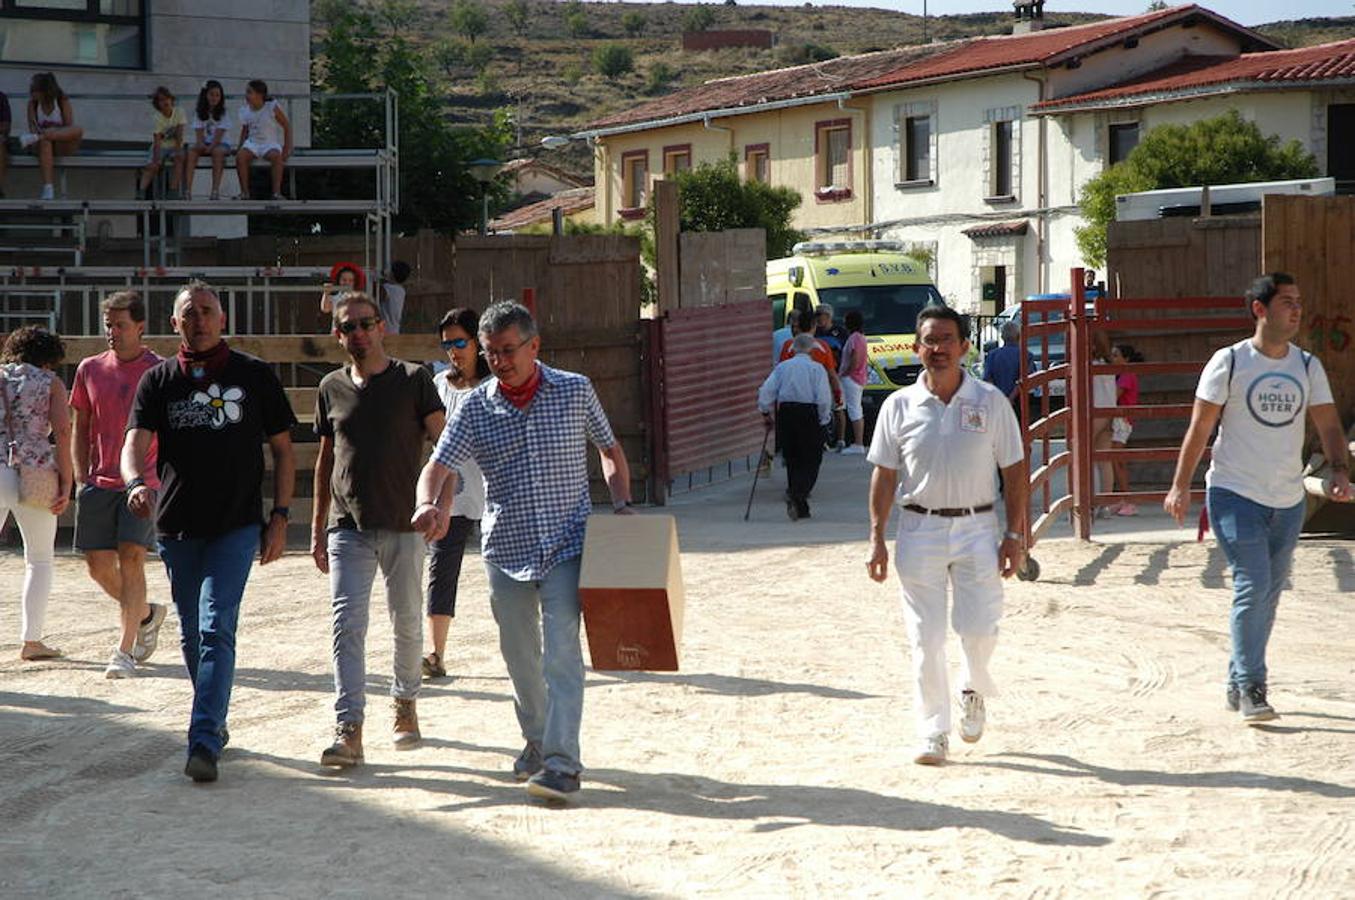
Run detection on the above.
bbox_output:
[71,291,167,678]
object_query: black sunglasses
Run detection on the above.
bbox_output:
[440,337,471,351]
[338,317,379,334]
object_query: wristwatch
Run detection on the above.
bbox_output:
[613,499,633,512]
[269,506,290,521]
[1003,530,1022,542]
[127,476,147,492]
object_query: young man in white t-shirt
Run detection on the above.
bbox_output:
[1165,273,1351,724]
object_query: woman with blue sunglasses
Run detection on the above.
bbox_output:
[423,308,490,679]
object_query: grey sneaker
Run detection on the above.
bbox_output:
[1239,684,1278,723]
[1226,684,1240,712]
[914,733,948,766]
[513,741,543,782]
[959,690,985,743]
[132,603,168,662]
[526,768,580,801]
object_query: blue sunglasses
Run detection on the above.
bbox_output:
[440,338,471,351]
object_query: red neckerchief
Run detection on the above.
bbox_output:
[498,364,542,410]
[177,340,230,384]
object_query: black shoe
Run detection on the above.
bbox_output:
[1239,684,1278,723]
[526,768,580,802]
[185,746,218,783]
[1225,684,1239,712]
[785,497,800,521]
[797,501,811,519]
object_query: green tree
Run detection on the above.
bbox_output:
[504,0,530,36]
[449,0,489,43]
[313,3,511,233]
[653,154,804,258]
[565,10,590,38]
[592,43,634,79]
[622,11,647,37]
[683,4,716,32]
[644,61,675,95]
[434,39,493,76]
[1075,110,1318,267]
[777,42,837,65]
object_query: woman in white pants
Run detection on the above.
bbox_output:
[1,327,72,660]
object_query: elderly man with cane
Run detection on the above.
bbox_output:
[758,332,831,521]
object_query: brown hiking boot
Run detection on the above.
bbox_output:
[320,721,363,768]
[393,698,421,750]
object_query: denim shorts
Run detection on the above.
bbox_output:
[74,484,156,551]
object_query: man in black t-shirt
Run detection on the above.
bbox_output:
[312,292,445,768]
[123,280,296,783]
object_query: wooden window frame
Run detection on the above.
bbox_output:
[619,149,649,220]
[814,118,853,203]
[744,142,770,183]
[987,119,1016,203]
[662,143,693,176]
[900,114,932,187]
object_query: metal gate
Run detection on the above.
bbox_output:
[648,299,770,503]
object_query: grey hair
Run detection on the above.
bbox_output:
[478,301,538,341]
[1000,319,1020,342]
[791,332,817,355]
[174,278,220,313]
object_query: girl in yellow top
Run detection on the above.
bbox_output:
[139,86,186,199]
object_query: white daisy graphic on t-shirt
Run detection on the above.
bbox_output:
[191,383,244,429]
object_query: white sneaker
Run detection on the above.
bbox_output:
[105,649,137,679]
[840,444,866,456]
[39,184,55,201]
[132,603,168,663]
[959,690,985,743]
[914,733,948,766]
[19,132,38,149]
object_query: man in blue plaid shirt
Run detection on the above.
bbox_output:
[412,301,633,802]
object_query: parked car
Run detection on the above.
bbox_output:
[979,292,1100,399]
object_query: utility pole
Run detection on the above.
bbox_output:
[922,0,929,43]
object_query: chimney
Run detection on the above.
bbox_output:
[1012,0,1046,34]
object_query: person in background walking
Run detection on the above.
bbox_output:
[866,306,1027,766]
[423,307,488,681]
[412,301,633,803]
[982,319,1034,421]
[815,303,849,448]
[1108,343,1143,516]
[759,333,831,521]
[1,327,72,661]
[123,280,296,783]
[71,291,168,678]
[838,310,869,455]
[1165,273,1351,724]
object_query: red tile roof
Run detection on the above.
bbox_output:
[490,187,594,232]
[853,4,1274,91]
[1032,38,1355,112]
[501,157,590,187]
[582,5,1276,134]
[963,220,1029,238]
[583,42,962,132]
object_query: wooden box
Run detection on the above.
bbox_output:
[578,514,685,671]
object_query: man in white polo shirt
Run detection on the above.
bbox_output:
[1165,273,1350,724]
[866,305,1027,766]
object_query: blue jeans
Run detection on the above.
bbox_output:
[158,524,259,759]
[1207,487,1305,690]
[486,557,584,775]
[328,527,423,725]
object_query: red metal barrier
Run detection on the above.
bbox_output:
[1018,296,1075,549]
[649,299,770,500]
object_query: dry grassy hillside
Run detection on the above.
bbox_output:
[339,2,1354,178]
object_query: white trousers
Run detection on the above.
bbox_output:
[894,509,1003,739]
[0,466,57,642]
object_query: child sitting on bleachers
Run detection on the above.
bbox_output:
[234,79,292,201]
[185,80,233,201]
[138,86,186,200]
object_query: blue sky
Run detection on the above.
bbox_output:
[760,2,1355,27]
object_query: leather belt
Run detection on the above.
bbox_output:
[903,503,994,518]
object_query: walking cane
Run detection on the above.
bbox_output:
[744,424,774,521]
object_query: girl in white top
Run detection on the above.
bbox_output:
[185,80,233,200]
[422,308,489,679]
[234,79,292,200]
[24,72,84,201]
[138,86,187,199]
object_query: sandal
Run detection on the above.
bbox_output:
[421,652,446,679]
[20,642,64,661]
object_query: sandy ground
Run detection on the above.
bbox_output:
[2,454,1354,898]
